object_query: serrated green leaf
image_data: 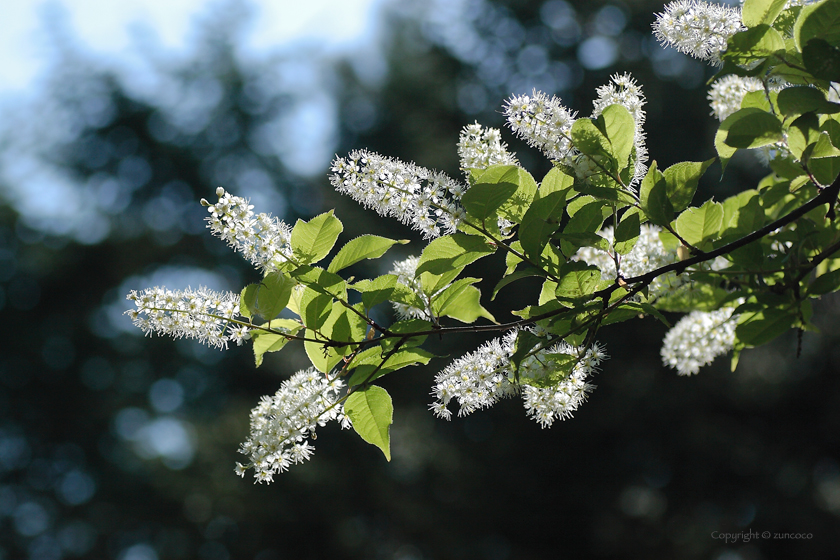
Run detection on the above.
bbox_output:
[433,281,495,323]
[352,274,399,309]
[461,181,519,221]
[600,104,636,171]
[802,38,840,81]
[555,262,602,299]
[614,209,640,255]
[640,161,674,226]
[291,266,347,300]
[742,0,788,27]
[304,329,343,373]
[570,118,612,160]
[291,210,343,265]
[794,0,840,51]
[777,86,840,118]
[715,108,783,168]
[328,235,406,274]
[492,267,544,300]
[473,165,538,222]
[299,288,333,330]
[347,347,434,385]
[723,24,785,66]
[675,200,724,248]
[663,159,715,212]
[345,386,393,461]
[736,308,795,346]
[415,234,494,276]
[251,319,303,367]
[240,284,258,319]
[519,190,567,259]
[538,166,575,197]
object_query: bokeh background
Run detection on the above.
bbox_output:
[1,0,839,558]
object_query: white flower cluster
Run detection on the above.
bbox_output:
[330,150,468,239]
[592,73,648,187]
[202,187,294,273]
[430,331,606,427]
[707,75,764,121]
[389,255,435,321]
[652,0,744,64]
[125,286,247,349]
[521,341,606,428]
[574,224,683,299]
[660,306,738,375]
[503,90,578,162]
[236,368,350,483]
[457,122,518,172]
[430,331,518,419]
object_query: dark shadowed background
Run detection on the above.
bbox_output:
[0,1,838,559]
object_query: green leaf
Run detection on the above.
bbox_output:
[509,330,543,372]
[344,386,393,461]
[722,190,764,235]
[555,261,602,299]
[614,209,640,255]
[240,284,258,319]
[291,210,343,265]
[251,319,303,367]
[492,267,544,300]
[802,38,840,81]
[570,118,612,161]
[794,0,840,51]
[461,181,519,221]
[736,308,795,346]
[304,329,343,373]
[291,266,347,300]
[563,200,609,234]
[352,274,399,309]
[328,235,406,274]
[298,288,333,330]
[433,279,495,323]
[723,24,785,66]
[600,104,636,170]
[639,162,674,226]
[777,86,840,118]
[675,200,724,248]
[347,347,434,385]
[519,190,567,259]
[538,167,575,197]
[663,159,715,212]
[715,108,783,168]
[742,0,788,27]
[473,165,538,222]
[415,233,494,278]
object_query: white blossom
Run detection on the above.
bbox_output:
[430,330,607,427]
[574,224,684,299]
[707,75,764,121]
[125,286,244,349]
[238,368,350,483]
[330,150,469,239]
[202,187,294,273]
[389,255,433,320]
[660,306,739,375]
[592,73,648,188]
[458,122,518,172]
[503,90,577,162]
[652,1,744,64]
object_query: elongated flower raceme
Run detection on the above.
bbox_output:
[503,90,577,162]
[591,73,648,187]
[125,286,247,349]
[430,330,607,427]
[660,306,739,375]
[457,122,518,172]
[236,368,350,483]
[330,150,468,239]
[202,187,294,273]
[652,0,744,64]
